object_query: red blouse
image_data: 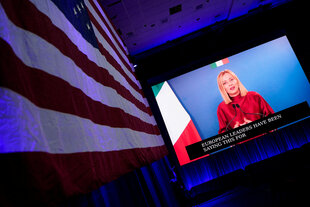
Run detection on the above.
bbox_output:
[217,91,274,134]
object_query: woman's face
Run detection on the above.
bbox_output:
[222,73,240,97]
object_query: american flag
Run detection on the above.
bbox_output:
[0,0,167,204]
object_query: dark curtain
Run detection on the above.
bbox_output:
[179,118,310,190]
[58,156,186,207]
[58,118,309,207]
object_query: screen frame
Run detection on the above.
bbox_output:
[145,31,309,167]
[134,1,309,168]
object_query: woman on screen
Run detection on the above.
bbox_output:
[217,69,274,134]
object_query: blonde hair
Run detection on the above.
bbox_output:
[217,69,248,104]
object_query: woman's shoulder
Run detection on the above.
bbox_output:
[246,91,262,97]
[245,91,265,102]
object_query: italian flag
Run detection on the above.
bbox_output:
[152,81,202,165]
[210,57,229,68]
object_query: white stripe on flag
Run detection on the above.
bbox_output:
[0,89,164,154]
[216,60,224,67]
[155,82,190,145]
[0,11,156,126]
[90,0,128,56]
[85,0,134,75]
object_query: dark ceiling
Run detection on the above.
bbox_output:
[101,0,292,56]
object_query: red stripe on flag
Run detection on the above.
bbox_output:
[91,1,142,90]
[0,146,168,206]
[87,9,144,97]
[0,0,150,115]
[173,120,202,165]
[88,0,134,72]
[0,38,159,135]
[89,0,128,58]
[222,57,229,64]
